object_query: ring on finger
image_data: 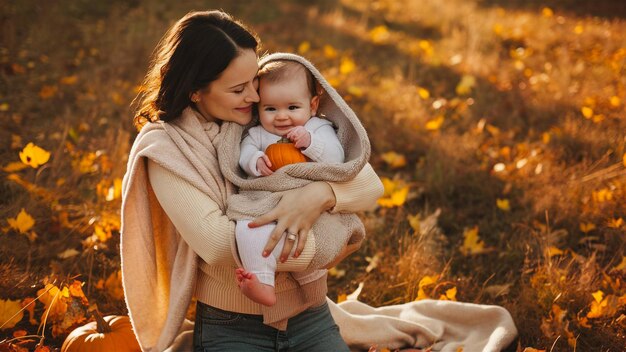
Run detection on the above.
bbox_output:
[286,232,297,241]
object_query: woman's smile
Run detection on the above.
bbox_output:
[236,105,253,113]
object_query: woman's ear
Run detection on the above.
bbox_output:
[310,95,320,116]
[190,91,200,103]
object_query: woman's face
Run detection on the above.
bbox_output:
[192,49,259,125]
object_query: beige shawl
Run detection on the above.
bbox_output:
[121,107,233,351]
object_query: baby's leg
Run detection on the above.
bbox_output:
[235,220,283,306]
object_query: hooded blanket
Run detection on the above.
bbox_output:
[216,53,370,269]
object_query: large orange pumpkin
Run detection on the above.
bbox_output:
[61,312,141,352]
[265,137,307,171]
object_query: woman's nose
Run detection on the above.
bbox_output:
[245,86,259,103]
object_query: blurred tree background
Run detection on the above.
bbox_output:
[1,0,625,350]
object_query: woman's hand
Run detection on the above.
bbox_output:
[249,181,336,262]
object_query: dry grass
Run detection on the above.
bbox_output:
[1,0,625,350]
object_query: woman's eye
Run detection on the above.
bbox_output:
[234,88,244,94]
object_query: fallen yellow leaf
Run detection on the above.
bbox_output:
[37,284,69,322]
[381,151,407,168]
[592,290,604,303]
[415,288,428,301]
[340,57,356,75]
[407,213,421,234]
[369,25,390,44]
[60,75,78,85]
[19,142,51,168]
[323,45,337,59]
[456,75,476,96]
[337,293,347,303]
[574,24,584,34]
[298,41,310,54]
[419,40,433,56]
[496,198,510,211]
[581,106,593,119]
[493,23,503,36]
[7,208,35,234]
[592,188,613,203]
[607,218,624,229]
[460,226,487,255]
[0,299,24,329]
[579,222,596,233]
[419,275,438,288]
[444,287,457,301]
[425,115,445,130]
[609,96,621,107]
[377,178,409,208]
[541,7,554,17]
[347,85,364,97]
[546,246,564,258]
[586,297,608,318]
[417,87,430,99]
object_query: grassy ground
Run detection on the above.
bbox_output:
[1,0,625,350]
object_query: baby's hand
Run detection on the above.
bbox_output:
[286,126,311,149]
[256,154,274,176]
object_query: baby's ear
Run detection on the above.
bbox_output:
[310,95,320,116]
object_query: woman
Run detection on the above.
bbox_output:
[121,10,383,351]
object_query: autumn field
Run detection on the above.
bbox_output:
[1,0,625,350]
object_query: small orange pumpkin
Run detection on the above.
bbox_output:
[265,137,307,171]
[61,311,141,352]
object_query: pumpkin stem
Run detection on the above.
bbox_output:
[91,309,112,334]
[277,137,291,143]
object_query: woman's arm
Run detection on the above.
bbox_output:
[147,159,316,270]
[251,162,383,261]
[327,163,383,213]
[147,160,236,267]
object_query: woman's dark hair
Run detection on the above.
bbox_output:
[133,10,259,129]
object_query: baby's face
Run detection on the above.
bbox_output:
[257,72,318,136]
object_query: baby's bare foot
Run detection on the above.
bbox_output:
[236,269,276,306]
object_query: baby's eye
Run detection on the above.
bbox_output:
[288,105,300,110]
[264,107,276,112]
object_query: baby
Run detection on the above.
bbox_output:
[235,59,344,306]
